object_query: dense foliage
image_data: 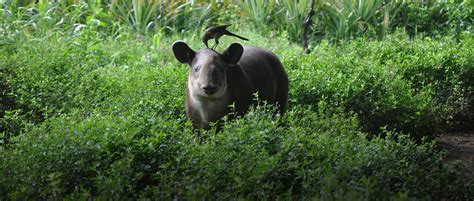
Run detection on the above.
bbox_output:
[0,0,472,42]
[1,0,473,199]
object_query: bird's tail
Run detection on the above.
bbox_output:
[224,31,249,41]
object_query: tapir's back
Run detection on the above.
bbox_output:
[238,46,289,113]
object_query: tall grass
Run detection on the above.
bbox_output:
[110,0,161,34]
[276,0,311,41]
[318,0,386,40]
[1,0,471,42]
[238,0,276,29]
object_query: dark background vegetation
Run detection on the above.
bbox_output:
[1,0,473,199]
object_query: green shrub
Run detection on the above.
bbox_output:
[393,1,473,37]
[282,32,472,138]
[2,30,471,139]
[352,33,473,131]
[1,105,472,199]
[0,31,187,143]
[0,27,473,199]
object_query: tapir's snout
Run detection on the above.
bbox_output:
[202,85,218,95]
[196,60,224,96]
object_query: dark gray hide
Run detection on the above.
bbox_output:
[172,41,289,129]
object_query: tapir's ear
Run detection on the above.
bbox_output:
[222,43,243,66]
[172,41,196,64]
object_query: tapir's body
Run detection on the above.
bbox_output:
[172,41,289,129]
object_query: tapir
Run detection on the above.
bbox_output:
[172,41,289,129]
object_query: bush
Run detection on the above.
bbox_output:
[393,1,473,38]
[355,33,473,131]
[0,31,187,141]
[0,29,473,199]
[1,104,472,199]
[284,32,473,138]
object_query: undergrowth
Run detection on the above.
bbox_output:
[1,1,473,199]
[0,30,473,199]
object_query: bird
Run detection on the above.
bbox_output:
[202,24,249,49]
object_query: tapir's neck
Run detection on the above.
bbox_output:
[188,84,232,127]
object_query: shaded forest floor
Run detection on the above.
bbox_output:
[437,132,474,177]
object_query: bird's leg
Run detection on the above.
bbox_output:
[211,38,219,50]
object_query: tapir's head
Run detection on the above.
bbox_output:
[172,41,243,98]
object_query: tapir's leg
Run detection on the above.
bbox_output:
[273,62,289,115]
[276,78,289,115]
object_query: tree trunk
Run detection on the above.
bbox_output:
[302,0,316,54]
